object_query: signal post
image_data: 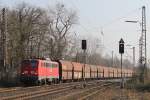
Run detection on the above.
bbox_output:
[119,38,124,89]
[82,40,87,88]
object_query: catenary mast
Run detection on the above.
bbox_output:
[139,6,147,83]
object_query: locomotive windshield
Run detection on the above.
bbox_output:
[22,60,38,68]
[31,60,37,68]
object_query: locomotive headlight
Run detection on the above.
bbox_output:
[34,72,38,75]
[24,71,28,74]
[31,71,35,74]
[31,71,38,75]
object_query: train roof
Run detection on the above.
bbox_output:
[22,59,58,64]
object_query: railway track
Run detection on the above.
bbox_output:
[0,86,41,93]
[77,82,115,100]
[0,81,84,97]
[1,85,77,100]
[0,88,17,93]
[0,79,120,94]
[55,81,117,100]
[0,80,103,100]
[31,81,104,100]
[0,85,50,98]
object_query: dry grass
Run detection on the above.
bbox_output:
[90,86,150,100]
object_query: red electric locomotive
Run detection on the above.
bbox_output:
[20,59,59,84]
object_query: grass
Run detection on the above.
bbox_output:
[126,77,150,92]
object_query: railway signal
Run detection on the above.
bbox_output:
[82,40,87,50]
[119,38,124,54]
[119,38,124,89]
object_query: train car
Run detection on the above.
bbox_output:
[97,65,104,78]
[128,69,133,77]
[91,65,97,79]
[72,62,83,80]
[58,60,86,82]
[113,68,118,78]
[103,66,109,78]
[58,61,94,81]
[84,64,90,79]
[20,59,59,84]
[108,67,114,78]
[124,69,133,77]
[58,60,73,81]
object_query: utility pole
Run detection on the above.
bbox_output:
[139,6,147,83]
[133,47,135,67]
[0,8,7,71]
[112,51,114,67]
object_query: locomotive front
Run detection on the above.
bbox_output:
[20,59,38,84]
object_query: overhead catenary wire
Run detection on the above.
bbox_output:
[102,7,141,29]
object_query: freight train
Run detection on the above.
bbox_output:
[20,59,133,85]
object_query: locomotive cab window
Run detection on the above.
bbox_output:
[52,64,54,68]
[22,60,30,67]
[47,63,50,68]
[45,63,51,68]
[45,63,47,67]
[41,62,44,67]
[44,63,46,67]
[31,60,37,68]
[52,64,57,68]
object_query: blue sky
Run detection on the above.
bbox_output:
[1,0,150,64]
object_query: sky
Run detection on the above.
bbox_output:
[0,0,150,65]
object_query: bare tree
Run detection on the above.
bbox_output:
[6,3,48,69]
[47,3,78,60]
